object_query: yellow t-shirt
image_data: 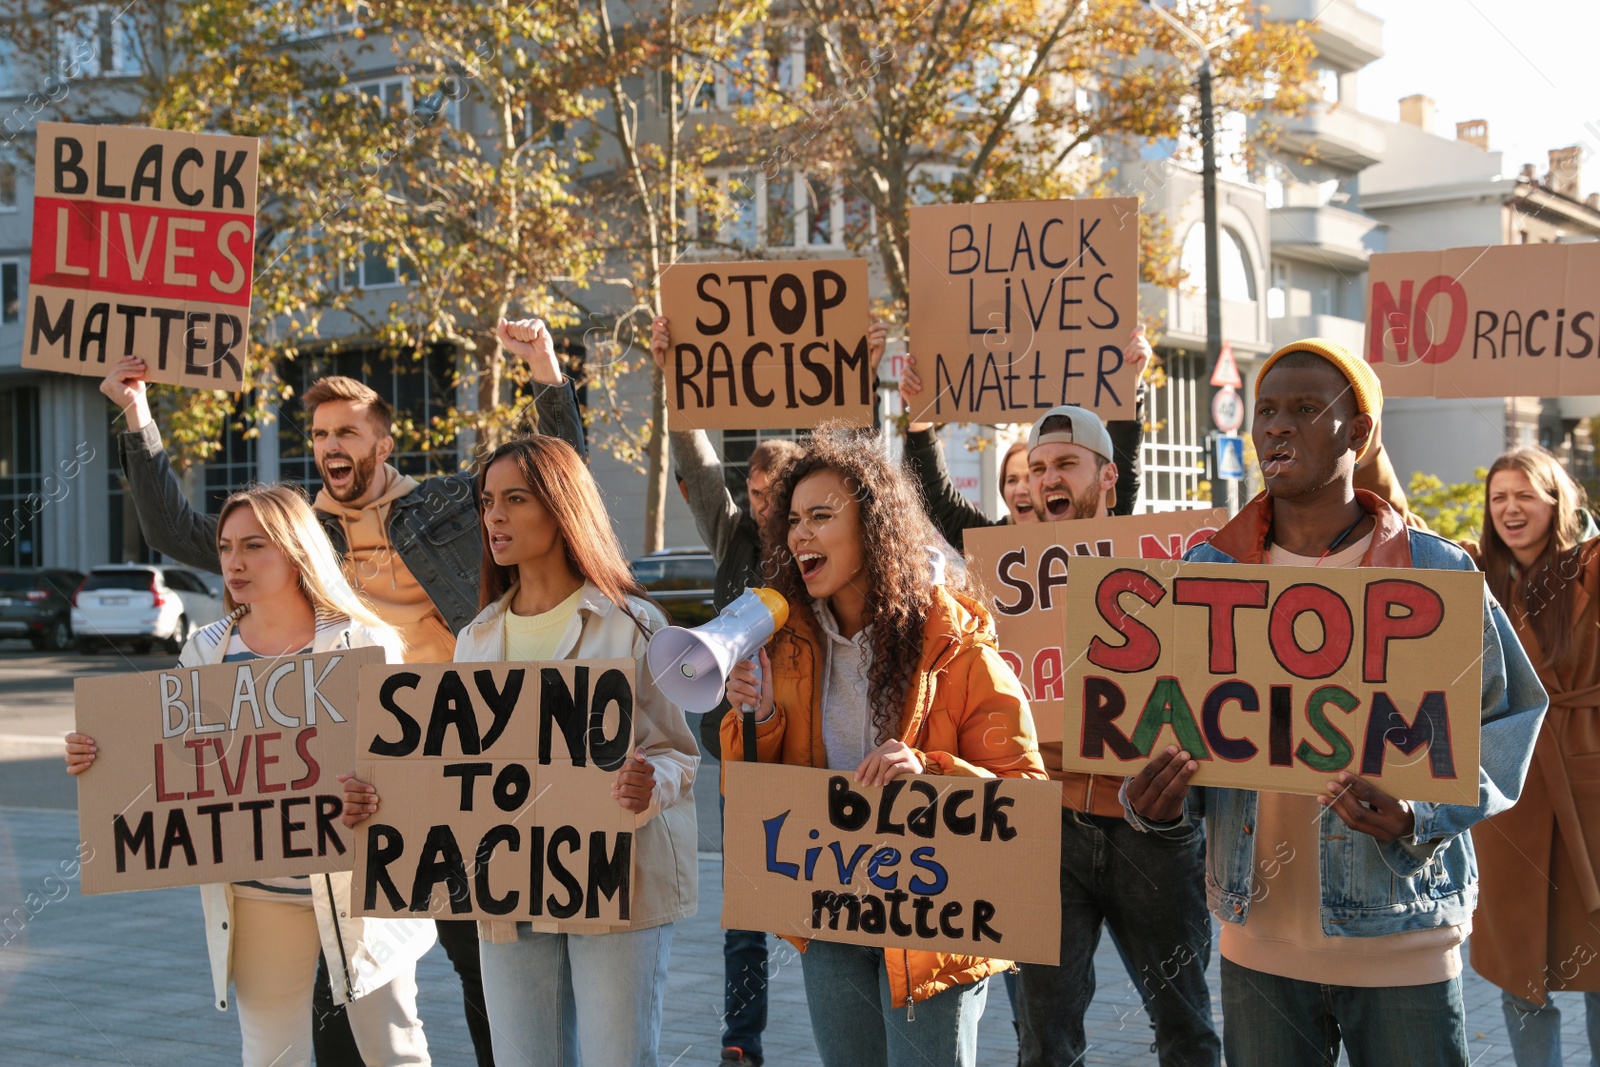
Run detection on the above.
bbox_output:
[504,587,583,662]
[1220,531,1469,987]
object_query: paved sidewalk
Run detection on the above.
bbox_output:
[0,801,1593,1065]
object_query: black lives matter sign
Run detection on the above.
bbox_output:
[75,648,381,894]
[25,122,257,390]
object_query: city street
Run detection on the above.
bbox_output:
[0,640,1587,1064]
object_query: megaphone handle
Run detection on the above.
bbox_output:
[742,655,761,763]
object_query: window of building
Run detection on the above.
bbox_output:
[1263,163,1285,209]
[766,170,797,247]
[0,157,16,211]
[352,76,459,127]
[1316,68,1340,104]
[686,169,852,251]
[1180,224,1257,302]
[1267,262,1287,320]
[0,36,14,96]
[772,26,807,92]
[1,260,20,323]
[0,386,43,567]
[1137,352,1211,513]
[342,241,406,290]
[57,5,143,76]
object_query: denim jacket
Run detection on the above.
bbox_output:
[1123,490,1548,938]
[116,379,586,635]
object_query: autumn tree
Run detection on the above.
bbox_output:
[6,0,602,465]
[693,0,1317,308]
[1408,469,1486,542]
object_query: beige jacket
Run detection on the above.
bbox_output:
[188,610,437,1011]
[451,583,700,941]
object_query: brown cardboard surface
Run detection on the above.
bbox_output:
[24,122,258,391]
[1057,558,1485,803]
[74,646,384,895]
[721,763,1062,964]
[351,660,641,927]
[1365,242,1600,398]
[661,258,873,430]
[908,198,1140,423]
[963,510,1226,744]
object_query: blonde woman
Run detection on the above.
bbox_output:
[65,485,435,1067]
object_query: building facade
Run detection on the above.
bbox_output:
[0,0,1409,574]
[1362,105,1600,489]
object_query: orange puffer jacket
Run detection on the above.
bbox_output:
[721,585,1046,1009]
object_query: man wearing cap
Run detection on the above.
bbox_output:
[1014,403,1222,1067]
[1124,339,1547,1066]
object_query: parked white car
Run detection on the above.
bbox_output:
[71,565,225,655]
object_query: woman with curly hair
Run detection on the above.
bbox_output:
[722,425,1045,1067]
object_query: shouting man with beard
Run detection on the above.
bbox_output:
[100,316,583,1067]
[1013,404,1222,1067]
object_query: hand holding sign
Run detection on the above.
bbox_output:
[612,748,656,813]
[99,355,154,431]
[1320,772,1416,842]
[63,731,98,774]
[1125,745,1199,824]
[855,740,924,787]
[339,770,378,829]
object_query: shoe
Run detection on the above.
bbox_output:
[721,1048,764,1066]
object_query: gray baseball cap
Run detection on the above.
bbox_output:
[1026,405,1114,464]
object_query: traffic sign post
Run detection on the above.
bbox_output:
[1216,433,1245,482]
[1211,386,1243,434]
[1210,342,1242,389]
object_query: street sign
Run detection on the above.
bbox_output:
[1211,385,1244,434]
[1210,342,1242,389]
[1217,434,1245,481]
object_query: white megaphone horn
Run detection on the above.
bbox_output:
[647,587,789,716]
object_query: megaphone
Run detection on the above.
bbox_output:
[647,587,790,714]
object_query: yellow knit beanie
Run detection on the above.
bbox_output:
[1254,338,1382,459]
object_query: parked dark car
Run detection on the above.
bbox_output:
[630,548,716,628]
[0,568,85,651]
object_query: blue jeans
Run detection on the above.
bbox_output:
[478,923,674,1067]
[720,795,769,1057]
[800,939,987,1067]
[1221,957,1467,1066]
[1017,810,1218,1067]
[1502,989,1600,1067]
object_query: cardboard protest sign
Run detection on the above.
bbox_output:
[24,122,258,391]
[964,510,1227,744]
[908,197,1140,423]
[660,258,873,429]
[352,660,639,927]
[722,763,1062,964]
[1365,243,1600,398]
[1058,558,1485,803]
[75,646,382,894]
